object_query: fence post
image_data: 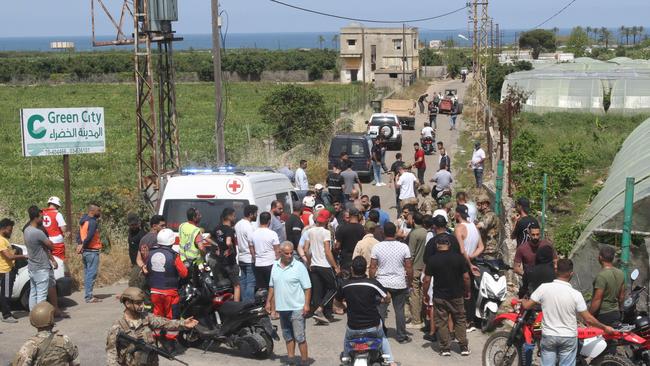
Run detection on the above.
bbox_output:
[495,160,504,216]
[621,177,635,285]
[541,173,547,238]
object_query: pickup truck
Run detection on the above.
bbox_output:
[382,99,416,130]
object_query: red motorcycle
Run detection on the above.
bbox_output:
[482,299,642,366]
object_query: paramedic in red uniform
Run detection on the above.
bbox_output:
[42,196,67,260]
[147,228,189,319]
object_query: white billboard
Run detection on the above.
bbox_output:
[20,108,106,157]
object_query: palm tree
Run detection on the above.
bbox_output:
[317,35,325,49]
[599,27,608,46]
[331,34,339,50]
[624,27,631,45]
[619,26,626,45]
[586,26,593,42]
[631,26,638,44]
[639,26,645,43]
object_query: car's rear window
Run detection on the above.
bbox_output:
[370,117,396,125]
[162,199,249,233]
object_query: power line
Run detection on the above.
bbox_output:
[530,0,577,30]
[269,0,468,24]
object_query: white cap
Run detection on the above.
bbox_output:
[302,196,315,208]
[315,204,325,211]
[314,183,324,190]
[433,209,448,223]
[157,228,176,246]
[47,196,61,207]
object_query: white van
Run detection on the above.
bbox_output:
[159,168,298,232]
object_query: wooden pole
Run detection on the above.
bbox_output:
[63,155,73,235]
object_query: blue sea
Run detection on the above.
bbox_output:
[0,29,554,52]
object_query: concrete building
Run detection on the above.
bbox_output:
[339,24,419,88]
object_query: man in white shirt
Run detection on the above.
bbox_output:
[421,123,435,139]
[396,164,419,207]
[471,142,486,189]
[295,160,309,190]
[251,212,280,293]
[523,259,614,366]
[235,205,258,302]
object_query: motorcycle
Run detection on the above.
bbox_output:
[421,136,435,155]
[618,269,650,365]
[177,255,279,359]
[432,184,452,206]
[340,331,391,366]
[473,258,511,333]
[482,299,641,366]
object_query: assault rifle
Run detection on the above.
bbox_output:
[117,332,188,366]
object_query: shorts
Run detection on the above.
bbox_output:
[222,264,241,286]
[51,243,65,260]
[254,265,273,290]
[279,310,306,343]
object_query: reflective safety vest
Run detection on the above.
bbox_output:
[178,222,202,264]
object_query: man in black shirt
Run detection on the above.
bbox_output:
[335,208,365,270]
[127,213,146,266]
[327,165,345,204]
[211,207,241,301]
[285,202,304,252]
[423,236,471,357]
[424,215,461,260]
[337,256,396,366]
[511,197,538,247]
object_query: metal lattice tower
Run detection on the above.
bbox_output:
[469,0,489,125]
[91,0,180,209]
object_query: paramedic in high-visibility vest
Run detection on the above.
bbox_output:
[178,208,208,267]
[41,196,67,260]
[76,204,103,304]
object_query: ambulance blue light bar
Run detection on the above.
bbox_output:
[181,165,236,175]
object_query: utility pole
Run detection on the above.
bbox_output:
[402,23,406,88]
[211,0,226,164]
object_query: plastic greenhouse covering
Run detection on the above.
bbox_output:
[502,58,650,114]
[570,117,650,295]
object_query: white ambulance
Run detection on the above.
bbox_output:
[158,167,298,232]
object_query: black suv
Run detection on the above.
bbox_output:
[328,133,373,183]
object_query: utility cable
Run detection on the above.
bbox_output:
[269,0,468,24]
[530,0,577,30]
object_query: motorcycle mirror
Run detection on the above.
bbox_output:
[631,269,640,281]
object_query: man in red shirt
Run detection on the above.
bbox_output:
[413,142,426,185]
[147,228,189,319]
[41,196,67,260]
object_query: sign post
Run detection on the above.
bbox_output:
[20,107,106,235]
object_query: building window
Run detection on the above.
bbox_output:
[389,73,398,78]
[393,39,402,50]
[347,39,357,46]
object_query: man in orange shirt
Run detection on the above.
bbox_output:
[76,204,103,304]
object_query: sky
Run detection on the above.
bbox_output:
[0,0,648,37]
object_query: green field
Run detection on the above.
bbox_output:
[0,82,364,220]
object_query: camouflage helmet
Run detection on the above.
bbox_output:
[477,194,491,204]
[120,287,145,303]
[30,302,55,328]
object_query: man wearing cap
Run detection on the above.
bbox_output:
[511,197,539,247]
[126,213,146,267]
[304,209,338,324]
[418,185,436,215]
[314,183,332,207]
[147,228,189,319]
[470,141,486,189]
[42,196,67,260]
[352,221,380,276]
[476,194,501,260]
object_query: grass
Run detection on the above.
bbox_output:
[0,81,362,285]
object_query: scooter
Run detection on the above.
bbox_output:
[421,136,435,155]
[473,258,510,333]
[177,256,279,359]
[340,331,391,366]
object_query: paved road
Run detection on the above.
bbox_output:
[0,78,484,366]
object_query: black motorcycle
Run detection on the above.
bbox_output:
[177,254,279,359]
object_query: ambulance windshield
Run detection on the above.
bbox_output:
[162,199,249,233]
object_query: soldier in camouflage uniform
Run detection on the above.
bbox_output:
[417,185,436,215]
[106,287,198,366]
[476,194,501,260]
[12,302,79,366]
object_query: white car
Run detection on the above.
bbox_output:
[10,244,72,309]
[365,113,403,150]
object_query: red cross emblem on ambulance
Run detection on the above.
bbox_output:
[226,178,243,195]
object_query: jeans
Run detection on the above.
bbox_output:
[239,263,256,303]
[372,161,382,184]
[430,114,437,129]
[474,168,484,188]
[379,288,408,341]
[279,310,306,343]
[82,251,100,302]
[434,297,468,351]
[343,323,393,362]
[0,271,15,317]
[540,335,578,366]
[450,115,457,129]
[29,269,51,310]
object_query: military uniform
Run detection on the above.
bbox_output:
[106,313,185,366]
[478,209,501,259]
[13,330,78,366]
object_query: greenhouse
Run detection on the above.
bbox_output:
[502,57,650,114]
[570,116,650,295]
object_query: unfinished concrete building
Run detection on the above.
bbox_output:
[339,23,419,89]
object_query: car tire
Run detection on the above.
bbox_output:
[20,285,30,310]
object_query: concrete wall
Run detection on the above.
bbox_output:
[223,70,311,82]
[420,66,446,78]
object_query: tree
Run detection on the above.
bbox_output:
[639,26,646,43]
[259,85,331,149]
[566,27,590,57]
[331,34,339,50]
[518,29,556,59]
[632,26,639,44]
[318,35,325,49]
[599,27,613,48]
[619,26,626,44]
[586,26,593,41]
